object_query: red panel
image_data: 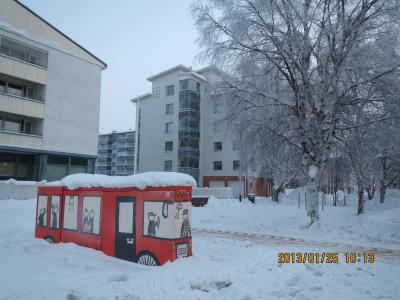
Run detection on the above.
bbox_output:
[35,187,63,242]
[101,191,117,257]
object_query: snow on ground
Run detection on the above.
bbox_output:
[0,192,399,299]
[195,189,400,250]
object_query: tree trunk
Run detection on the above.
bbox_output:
[380,157,387,203]
[357,182,365,215]
[366,185,375,200]
[306,165,320,224]
[272,188,280,202]
[380,180,386,204]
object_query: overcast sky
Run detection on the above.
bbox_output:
[20,0,203,134]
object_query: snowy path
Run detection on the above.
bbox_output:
[193,228,400,259]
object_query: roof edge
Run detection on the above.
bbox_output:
[146,64,191,81]
[131,93,152,103]
[15,0,107,69]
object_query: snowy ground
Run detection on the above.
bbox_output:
[0,191,399,300]
[195,189,400,250]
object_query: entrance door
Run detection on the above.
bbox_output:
[115,196,136,262]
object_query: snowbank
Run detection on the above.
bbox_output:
[47,172,197,190]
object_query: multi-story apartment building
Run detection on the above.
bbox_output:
[96,131,136,176]
[132,65,269,197]
[0,0,106,181]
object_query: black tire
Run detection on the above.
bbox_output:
[44,235,54,244]
[137,251,159,266]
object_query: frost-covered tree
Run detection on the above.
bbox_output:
[192,0,400,224]
[234,116,302,202]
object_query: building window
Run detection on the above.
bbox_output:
[213,142,223,152]
[164,160,172,171]
[233,160,240,171]
[165,141,173,152]
[0,81,5,93]
[166,85,174,96]
[213,161,222,171]
[7,83,23,97]
[166,103,174,115]
[3,118,20,132]
[152,87,160,99]
[180,79,188,90]
[214,103,223,114]
[165,122,174,134]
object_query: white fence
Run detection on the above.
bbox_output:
[0,179,46,200]
[192,187,233,199]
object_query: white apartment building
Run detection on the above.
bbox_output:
[96,131,136,176]
[0,0,106,181]
[133,65,270,197]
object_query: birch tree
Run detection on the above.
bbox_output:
[192,0,400,224]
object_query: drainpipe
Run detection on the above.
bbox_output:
[131,97,140,174]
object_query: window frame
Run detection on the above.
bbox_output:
[213,161,223,171]
[164,160,173,171]
[165,141,173,152]
[36,195,49,228]
[49,194,61,230]
[81,195,102,236]
[62,194,79,231]
[166,85,175,96]
[166,103,174,115]
[233,160,240,171]
[213,142,223,152]
[165,122,174,134]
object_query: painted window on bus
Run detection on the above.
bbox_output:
[50,195,60,229]
[81,196,101,235]
[63,195,78,230]
[37,195,48,227]
[143,201,191,239]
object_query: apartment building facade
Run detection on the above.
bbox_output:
[96,131,136,176]
[133,65,269,197]
[0,0,106,181]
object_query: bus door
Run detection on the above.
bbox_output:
[115,196,136,262]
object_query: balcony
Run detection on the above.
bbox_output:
[0,35,48,85]
[0,130,43,149]
[0,93,45,119]
[0,36,48,68]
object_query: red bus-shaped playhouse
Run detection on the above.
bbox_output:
[34,172,195,266]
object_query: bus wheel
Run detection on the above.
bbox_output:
[44,236,54,244]
[137,252,159,266]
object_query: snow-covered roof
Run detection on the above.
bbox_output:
[46,172,196,190]
[147,65,191,81]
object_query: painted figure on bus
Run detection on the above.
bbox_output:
[38,208,47,226]
[82,208,95,234]
[88,209,95,233]
[175,202,183,219]
[51,204,58,228]
[82,208,90,233]
[180,209,191,238]
[148,212,160,237]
